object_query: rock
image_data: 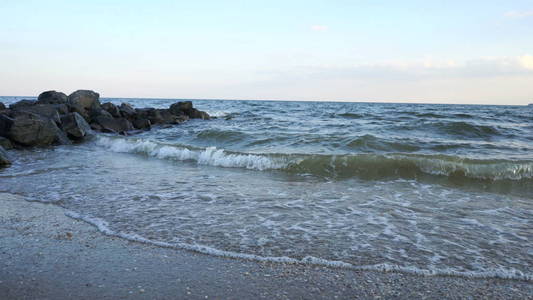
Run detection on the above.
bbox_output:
[0,137,13,150]
[7,112,70,147]
[89,107,113,122]
[9,99,36,110]
[132,118,151,130]
[53,104,69,115]
[90,122,103,131]
[0,102,5,110]
[60,112,92,140]
[0,146,10,167]
[93,116,134,134]
[0,114,14,137]
[169,101,193,115]
[36,91,68,105]
[119,103,136,119]
[147,109,187,125]
[12,104,63,125]
[101,102,121,118]
[169,101,209,119]
[134,108,155,119]
[67,90,101,120]
[189,108,210,120]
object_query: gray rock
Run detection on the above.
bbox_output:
[135,108,155,119]
[67,90,101,120]
[0,146,10,167]
[169,101,193,115]
[12,104,62,124]
[0,114,14,137]
[36,91,68,105]
[101,102,121,118]
[0,137,13,150]
[169,101,209,119]
[7,112,70,147]
[119,103,136,119]
[147,109,188,125]
[132,118,151,130]
[60,112,92,140]
[53,104,70,115]
[9,99,36,110]
[0,102,5,110]
[89,108,113,122]
[189,108,210,120]
[90,122,103,131]
[93,116,134,134]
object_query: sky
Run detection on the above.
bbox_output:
[1,0,532,104]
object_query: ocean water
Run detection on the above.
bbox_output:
[1,97,532,280]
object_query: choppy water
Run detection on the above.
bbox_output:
[1,97,532,280]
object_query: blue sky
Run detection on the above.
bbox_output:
[1,0,532,104]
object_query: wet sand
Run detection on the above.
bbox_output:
[1,193,531,299]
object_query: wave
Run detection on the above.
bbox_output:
[95,136,533,184]
[347,134,420,152]
[336,112,365,119]
[96,135,286,170]
[64,209,532,281]
[205,110,231,118]
[433,121,501,138]
[195,129,249,143]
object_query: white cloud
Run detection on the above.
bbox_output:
[504,10,533,18]
[518,55,533,69]
[310,25,328,32]
[289,56,533,81]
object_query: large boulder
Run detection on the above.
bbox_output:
[60,112,92,140]
[145,109,187,125]
[169,101,209,119]
[189,108,210,120]
[119,103,136,119]
[101,102,121,118]
[0,102,5,110]
[12,104,63,125]
[132,118,151,130]
[89,107,113,122]
[0,114,14,137]
[93,116,134,134]
[36,91,68,105]
[169,101,193,115]
[0,137,13,150]
[67,90,101,120]
[7,112,70,147]
[9,99,36,110]
[132,108,154,129]
[0,146,10,167]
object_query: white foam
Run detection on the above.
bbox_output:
[205,110,231,118]
[95,136,285,171]
[65,209,533,282]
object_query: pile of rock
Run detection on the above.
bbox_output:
[0,90,210,167]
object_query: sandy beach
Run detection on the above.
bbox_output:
[1,192,531,300]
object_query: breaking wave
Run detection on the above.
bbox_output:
[96,136,533,184]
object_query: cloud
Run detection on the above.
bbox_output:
[504,10,533,18]
[518,55,533,69]
[310,25,328,32]
[274,55,533,82]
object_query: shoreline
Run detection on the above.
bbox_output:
[1,192,531,299]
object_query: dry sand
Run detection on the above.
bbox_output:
[1,192,531,299]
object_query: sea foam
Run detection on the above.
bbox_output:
[64,209,533,281]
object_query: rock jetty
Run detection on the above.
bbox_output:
[0,90,210,167]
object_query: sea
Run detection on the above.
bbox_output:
[1,96,532,281]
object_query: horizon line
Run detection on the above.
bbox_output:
[1,94,530,107]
